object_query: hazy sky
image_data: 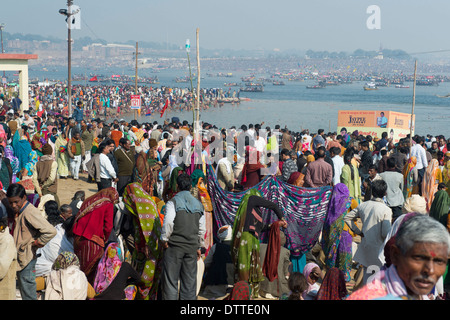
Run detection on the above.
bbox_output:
[1,0,449,53]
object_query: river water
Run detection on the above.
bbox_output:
[27,66,450,136]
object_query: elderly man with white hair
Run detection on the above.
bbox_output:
[347,214,450,300]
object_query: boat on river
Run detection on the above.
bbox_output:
[306,84,325,89]
[239,85,263,92]
[363,82,378,90]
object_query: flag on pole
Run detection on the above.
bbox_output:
[160,98,169,118]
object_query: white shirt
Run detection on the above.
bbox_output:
[331,155,345,185]
[140,138,150,153]
[410,143,428,170]
[36,224,74,277]
[99,153,117,179]
[254,137,267,153]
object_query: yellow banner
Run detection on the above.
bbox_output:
[337,110,415,144]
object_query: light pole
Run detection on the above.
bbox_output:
[186,39,195,125]
[59,0,78,116]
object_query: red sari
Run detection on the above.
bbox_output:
[72,187,119,284]
[241,146,265,190]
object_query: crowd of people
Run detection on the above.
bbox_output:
[0,83,241,122]
[0,87,449,301]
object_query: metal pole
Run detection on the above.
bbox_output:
[187,51,194,125]
[195,28,200,134]
[135,41,138,120]
[67,0,73,116]
[409,59,417,155]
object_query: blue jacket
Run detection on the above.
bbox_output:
[73,107,83,122]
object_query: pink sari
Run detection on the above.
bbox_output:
[93,242,137,300]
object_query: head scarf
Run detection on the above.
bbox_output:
[402,194,427,214]
[429,189,450,227]
[325,183,351,226]
[302,262,321,299]
[402,156,417,199]
[74,187,119,224]
[123,182,162,300]
[191,169,205,187]
[52,251,80,271]
[422,159,440,212]
[379,212,420,267]
[306,155,315,164]
[287,171,301,185]
[315,267,347,300]
[168,166,183,192]
[217,225,232,242]
[12,130,32,171]
[227,281,251,300]
[321,183,352,281]
[93,242,122,295]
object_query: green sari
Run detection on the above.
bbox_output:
[231,188,265,297]
[123,182,163,300]
[429,189,450,227]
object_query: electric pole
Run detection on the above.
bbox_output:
[134,41,139,120]
[67,0,73,116]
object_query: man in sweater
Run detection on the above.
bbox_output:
[280,149,298,182]
[67,129,85,180]
[31,143,59,205]
[379,157,405,222]
[160,173,206,300]
[7,183,56,300]
[114,138,135,196]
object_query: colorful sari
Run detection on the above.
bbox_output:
[207,163,332,258]
[225,281,252,300]
[73,187,119,284]
[315,267,348,300]
[320,183,353,282]
[429,189,450,228]
[230,188,265,297]
[135,151,160,196]
[163,166,183,202]
[55,134,70,178]
[402,156,417,199]
[11,131,32,173]
[422,159,441,212]
[241,146,265,189]
[93,242,137,300]
[4,145,19,183]
[123,182,163,300]
[191,169,214,257]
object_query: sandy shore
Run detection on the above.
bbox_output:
[56,172,98,206]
